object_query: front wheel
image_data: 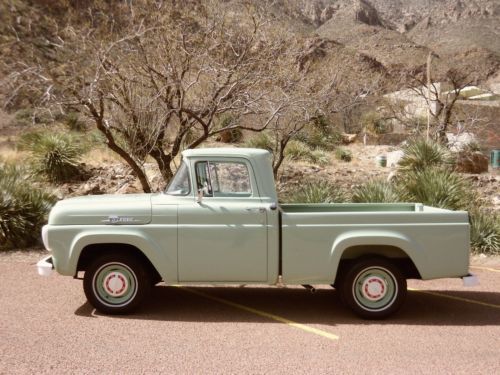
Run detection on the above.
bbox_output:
[340,257,406,319]
[83,253,151,314]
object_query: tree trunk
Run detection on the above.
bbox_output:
[150,148,174,183]
[86,103,152,193]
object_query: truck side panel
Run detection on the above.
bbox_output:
[281,210,470,284]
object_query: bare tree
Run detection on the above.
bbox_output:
[410,68,476,143]
[3,2,286,192]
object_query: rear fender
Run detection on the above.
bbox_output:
[330,230,426,281]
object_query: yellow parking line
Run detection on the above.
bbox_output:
[470,265,500,273]
[175,286,339,341]
[408,288,500,309]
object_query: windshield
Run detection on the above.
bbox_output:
[165,162,191,195]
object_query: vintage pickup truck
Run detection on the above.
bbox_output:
[37,148,475,319]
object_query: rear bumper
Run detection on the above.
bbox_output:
[37,256,53,277]
[462,273,479,287]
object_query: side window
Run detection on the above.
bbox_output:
[195,161,252,197]
[165,162,191,195]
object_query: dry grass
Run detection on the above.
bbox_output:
[0,145,29,164]
[81,147,122,166]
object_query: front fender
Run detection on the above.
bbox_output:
[329,230,426,281]
[62,229,174,282]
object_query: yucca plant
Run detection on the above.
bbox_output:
[352,180,402,203]
[26,133,83,182]
[397,168,475,210]
[0,165,55,249]
[335,147,352,162]
[399,138,451,172]
[283,181,347,204]
[470,211,500,255]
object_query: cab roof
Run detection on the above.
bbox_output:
[181,147,271,159]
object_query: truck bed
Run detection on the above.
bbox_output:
[282,202,442,213]
[280,203,470,284]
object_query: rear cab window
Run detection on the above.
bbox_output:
[195,161,252,198]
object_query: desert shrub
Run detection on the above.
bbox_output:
[0,165,55,249]
[215,115,243,143]
[308,149,330,166]
[283,181,347,204]
[244,132,274,152]
[14,108,52,126]
[65,112,87,132]
[397,168,474,210]
[469,211,500,255]
[335,147,352,162]
[399,139,451,172]
[297,128,342,151]
[285,140,311,161]
[361,111,392,134]
[295,116,342,151]
[352,180,401,203]
[284,141,330,166]
[23,132,84,182]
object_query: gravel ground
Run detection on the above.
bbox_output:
[0,250,499,374]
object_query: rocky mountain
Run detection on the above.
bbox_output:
[263,0,500,84]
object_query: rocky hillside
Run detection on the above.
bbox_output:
[264,0,500,83]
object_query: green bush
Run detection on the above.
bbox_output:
[244,133,274,152]
[335,147,352,162]
[22,132,84,183]
[283,181,347,204]
[398,168,474,210]
[399,139,451,172]
[470,211,500,255]
[352,180,401,203]
[0,165,55,249]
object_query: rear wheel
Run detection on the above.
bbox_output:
[83,252,151,314]
[340,257,406,319]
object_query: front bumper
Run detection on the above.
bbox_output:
[37,256,54,276]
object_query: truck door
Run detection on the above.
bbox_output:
[178,159,268,282]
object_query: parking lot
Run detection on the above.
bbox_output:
[1,251,499,374]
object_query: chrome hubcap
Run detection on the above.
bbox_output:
[361,276,387,301]
[103,271,129,297]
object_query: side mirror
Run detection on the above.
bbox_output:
[196,189,203,204]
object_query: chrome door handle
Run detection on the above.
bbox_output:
[245,207,266,213]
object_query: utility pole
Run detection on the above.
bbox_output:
[426,51,432,141]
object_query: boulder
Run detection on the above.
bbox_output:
[341,133,357,144]
[447,132,476,152]
[454,151,489,174]
[386,150,404,168]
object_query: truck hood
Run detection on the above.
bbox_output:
[48,194,152,225]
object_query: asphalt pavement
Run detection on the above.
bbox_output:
[1,251,499,374]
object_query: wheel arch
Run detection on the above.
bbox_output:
[68,231,171,282]
[330,231,425,285]
[77,243,161,284]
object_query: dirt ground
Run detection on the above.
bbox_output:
[0,250,499,374]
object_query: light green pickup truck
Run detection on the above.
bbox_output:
[37,148,476,319]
